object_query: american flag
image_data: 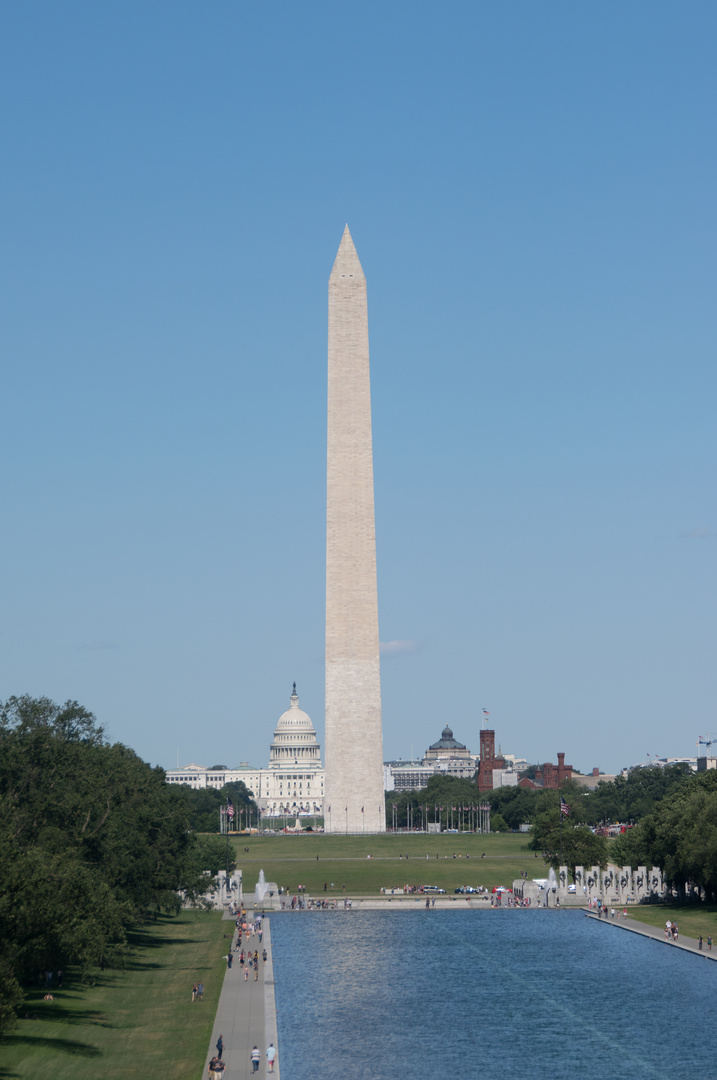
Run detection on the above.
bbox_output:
[227,797,234,819]
[361,806,364,813]
[560,796,570,817]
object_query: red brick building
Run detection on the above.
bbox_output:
[534,752,573,789]
[476,729,506,791]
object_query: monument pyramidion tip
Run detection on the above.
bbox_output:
[330,224,364,280]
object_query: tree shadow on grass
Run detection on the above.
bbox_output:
[21,990,112,1027]
[18,1004,112,1028]
[2,1033,101,1057]
[126,929,203,949]
[120,961,161,972]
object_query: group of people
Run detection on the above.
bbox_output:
[236,911,264,942]
[230,910,267,980]
[236,947,264,980]
[249,1042,276,1073]
[205,912,277,1076]
[208,1036,277,1076]
[498,895,534,908]
[592,902,628,919]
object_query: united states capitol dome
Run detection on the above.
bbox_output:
[268,684,322,768]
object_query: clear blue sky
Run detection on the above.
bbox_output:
[2,2,715,775]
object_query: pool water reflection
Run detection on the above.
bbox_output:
[271,908,717,1079]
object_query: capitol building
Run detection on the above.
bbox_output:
[165,685,325,817]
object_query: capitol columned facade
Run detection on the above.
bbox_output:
[165,685,325,817]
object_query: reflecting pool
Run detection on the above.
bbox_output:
[271,908,717,1079]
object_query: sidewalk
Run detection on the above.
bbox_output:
[585,909,717,960]
[201,911,280,1080]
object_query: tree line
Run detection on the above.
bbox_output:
[385,763,692,833]
[484,763,692,830]
[611,769,717,901]
[0,695,255,1035]
[183,778,257,833]
[386,764,704,886]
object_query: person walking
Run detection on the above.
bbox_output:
[216,1035,224,1058]
[197,982,204,1001]
[266,1043,276,1073]
[226,952,233,970]
[250,1046,261,1073]
[708,935,713,951]
[208,1055,224,1078]
[192,983,198,1002]
[699,935,703,951]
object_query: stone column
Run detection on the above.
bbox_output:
[587,865,600,899]
[635,866,647,900]
[574,865,585,899]
[558,865,569,898]
[620,866,633,901]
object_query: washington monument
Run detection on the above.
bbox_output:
[324,226,386,833]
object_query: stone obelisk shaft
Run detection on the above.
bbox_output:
[324,226,385,833]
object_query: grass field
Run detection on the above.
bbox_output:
[0,911,228,1080]
[626,903,717,942]
[231,831,545,894]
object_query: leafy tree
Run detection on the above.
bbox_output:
[575,763,692,826]
[485,781,588,829]
[612,771,717,900]
[181,781,257,833]
[0,695,233,1034]
[528,811,608,880]
[386,776,493,831]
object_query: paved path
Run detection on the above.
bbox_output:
[585,909,717,960]
[201,911,280,1080]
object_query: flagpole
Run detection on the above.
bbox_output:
[559,789,563,870]
[225,802,230,878]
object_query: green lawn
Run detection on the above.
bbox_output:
[233,831,545,895]
[0,911,228,1080]
[626,903,717,942]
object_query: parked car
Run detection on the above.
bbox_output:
[423,885,446,893]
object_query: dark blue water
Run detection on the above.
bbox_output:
[271,909,717,1079]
